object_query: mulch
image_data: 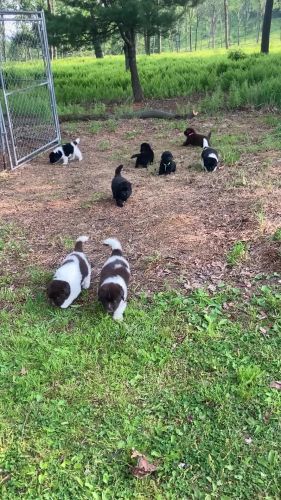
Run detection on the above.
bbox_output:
[1,108,281,296]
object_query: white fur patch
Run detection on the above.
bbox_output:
[208,152,218,161]
[100,275,128,301]
[53,251,91,308]
[113,300,127,321]
[76,235,89,243]
[103,238,122,251]
[102,255,130,272]
[203,138,209,148]
[71,142,83,161]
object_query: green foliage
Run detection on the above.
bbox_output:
[0,281,280,497]
[80,192,107,208]
[227,241,248,266]
[7,48,281,112]
[272,227,281,242]
[227,49,247,61]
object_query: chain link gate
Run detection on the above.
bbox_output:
[0,10,60,170]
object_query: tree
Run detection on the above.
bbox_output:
[261,0,274,52]
[54,1,201,101]
[223,0,230,48]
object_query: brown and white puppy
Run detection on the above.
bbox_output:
[98,238,130,321]
[183,127,211,147]
[47,236,91,308]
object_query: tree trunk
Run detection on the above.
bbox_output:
[256,8,262,43]
[123,44,129,71]
[195,13,199,51]
[261,0,274,53]
[237,12,240,45]
[93,38,103,58]
[0,14,6,62]
[185,9,188,50]
[144,32,151,55]
[243,3,250,43]
[125,35,144,102]
[210,8,217,49]
[154,30,161,53]
[224,0,229,49]
[47,0,55,60]
[189,24,192,51]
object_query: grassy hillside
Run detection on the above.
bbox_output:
[3,42,281,116]
[52,46,281,115]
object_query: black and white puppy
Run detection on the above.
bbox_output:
[201,138,219,172]
[47,235,91,308]
[131,142,154,168]
[159,151,176,175]
[111,165,132,207]
[98,238,130,321]
[49,138,83,165]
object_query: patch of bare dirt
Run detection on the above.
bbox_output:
[1,109,281,294]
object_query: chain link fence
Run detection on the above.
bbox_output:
[0,10,60,170]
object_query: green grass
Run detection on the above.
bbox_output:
[273,227,281,242]
[0,281,280,498]
[227,241,248,266]
[4,45,281,115]
[0,224,280,496]
[80,192,107,208]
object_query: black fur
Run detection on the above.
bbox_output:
[159,151,176,175]
[111,165,132,207]
[131,142,154,168]
[201,147,218,172]
[49,151,63,164]
[183,128,211,147]
[49,143,74,164]
[47,280,71,307]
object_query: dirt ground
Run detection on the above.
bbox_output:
[1,108,281,295]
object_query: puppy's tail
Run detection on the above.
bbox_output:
[207,131,212,141]
[73,138,80,145]
[103,237,122,256]
[74,235,88,252]
[115,165,123,176]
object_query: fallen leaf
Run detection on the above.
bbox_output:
[269,381,281,390]
[20,367,28,376]
[131,449,157,479]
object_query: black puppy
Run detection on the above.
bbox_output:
[131,142,154,168]
[159,151,176,175]
[111,165,132,207]
[201,138,219,172]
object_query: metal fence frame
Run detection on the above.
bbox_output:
[0,103,8,169]
[0,10,60,170]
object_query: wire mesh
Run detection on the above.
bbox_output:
[0,10,60,169]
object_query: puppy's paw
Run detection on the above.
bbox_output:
[113,313,123,321]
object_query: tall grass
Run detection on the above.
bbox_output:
[4,45,281,113]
